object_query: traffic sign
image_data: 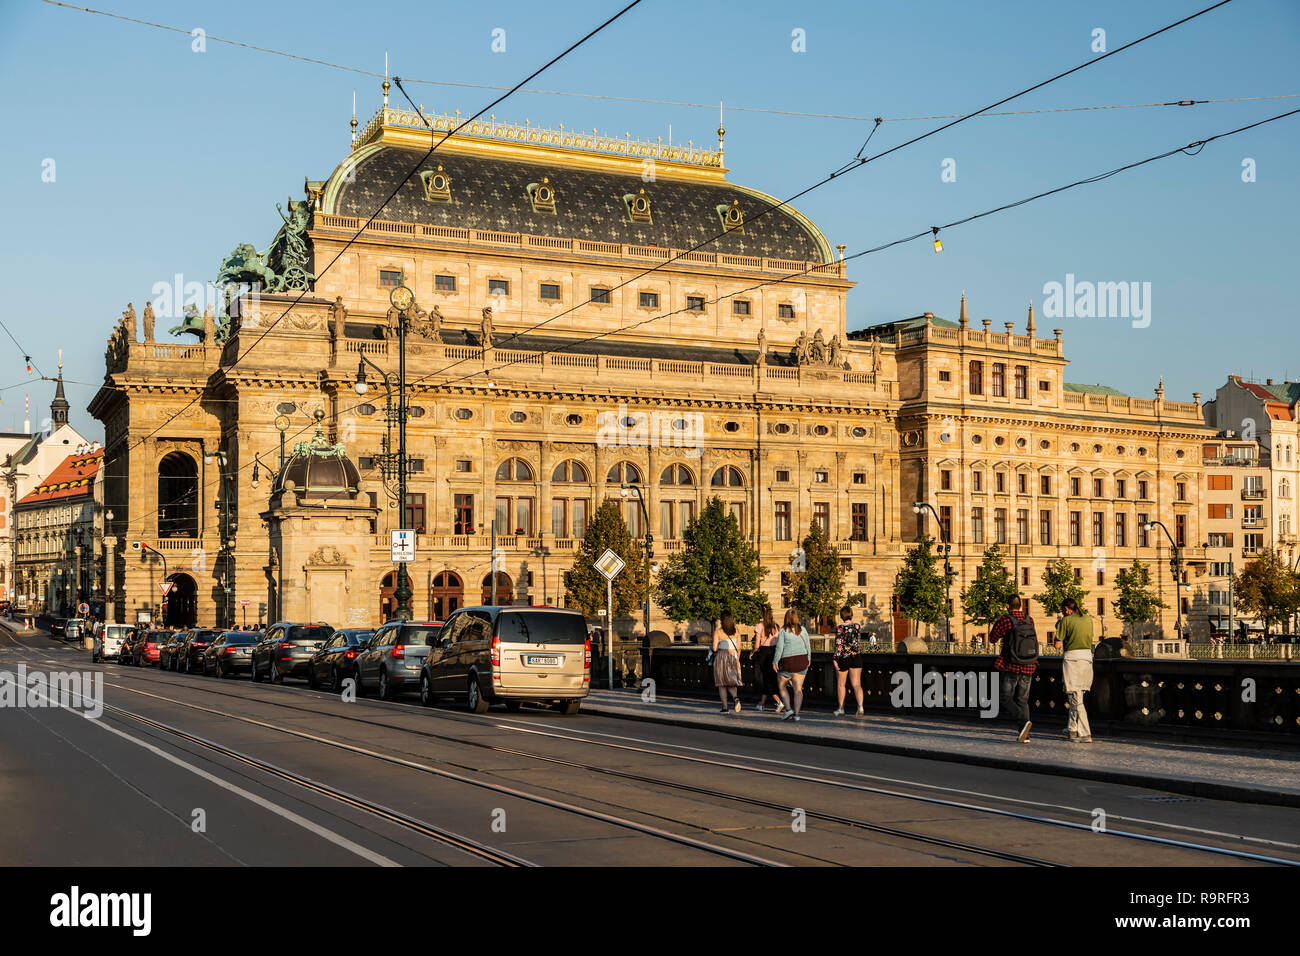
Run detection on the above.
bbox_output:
[390,529,417,563]
[240,599,250,607]
[595,549,625,581]
[78,602,89,616]
[158,581,174,595]
[491,547,506,573]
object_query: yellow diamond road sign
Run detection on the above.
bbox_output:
[595,549,625,580]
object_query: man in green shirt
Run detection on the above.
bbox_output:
[1056,598,1094,742]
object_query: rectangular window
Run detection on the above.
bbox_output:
[407,459,425,473]
[1176,481,1187,502]
[814,471,828,483]
[1092,512,1104,547]
[455,459,472,473]
[995,472,1006,494]
[553,500,567,539]
[1016,509,1029,545]
[405,493,426,533]
[686,295,705,311]
[639,291,659,308]
[938,370,952,382]
[380,269,403,287]
[1069,511,1081,547]
[539,283,560,301]
[435,274,456,292]
[857,572,868,587]
[775,501,792,541]
[994,508,1007,545]
[775,469,790,483]
[590,287,611,304]
[1207,474,1232,491]
[1097,597,1106,617]
[813,502,830,536]
[1115,513,1127,548]
[1040,509,1052,545]
[1207,532,1233,548]
[991,363,1005,397]
[1039,380,1050,392]
[972,507,984,544]
[659,501,673,540]
[488,279,509,296]
[851,503,868,541]
[727,502,744,534]
[572,499,589,538]
[1014,365,1027,399]
[940,506,953,543]
[1208,503,1229,520]
[778,303,795,318]
[515,498,534,536]
[732,300,751,315]
[1138,480,1149,499]
[972,471,983,493]
[678,500,694,537]
[1137,513,1149,547]
[1017,473,1027,495]
[1041,475,1052,496]
[969,361,983,395]
[627,501,644,538]
[454,494,474,534]
[940,470,952,491]
[1243,532,1263,555]
[852,472,866,484]
[1093,478,1104,498]
[1116,479,1126,499]
[1070,477,1081,497]
[1175,514,1186,547]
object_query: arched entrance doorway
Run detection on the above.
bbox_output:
[158,452,199,539]
[430,571,463,620]
[379,571,397,621]
[164,573,197,627]
[481,571,513,606]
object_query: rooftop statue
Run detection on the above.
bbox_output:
[169,303,206,340]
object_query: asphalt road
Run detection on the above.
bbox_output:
[4,626,1299,867]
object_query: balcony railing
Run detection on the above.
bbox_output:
[1241,489,1266,500]
[1241,517,1265,528]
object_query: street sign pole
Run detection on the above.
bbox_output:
[606,578,614,690]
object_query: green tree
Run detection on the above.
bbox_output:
[894,535,947,633]
[789,520,844,630]
[1111,559,1167,634]
[563,499,647,618]
[654,496,767,625]
[1033,557,1088,617]
[1233,549,1300,634]
[961,544,1018,628]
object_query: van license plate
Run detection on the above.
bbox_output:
[527,656,559,666]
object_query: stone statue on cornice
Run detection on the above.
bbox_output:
[481,306,494,349]
[143,302,156,343]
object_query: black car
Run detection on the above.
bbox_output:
[159,631,190,671]
[201,631,258,678]
[306,629,376,692]
[178,629,224,673]
[251,622,333,684]
[49,618,68,638]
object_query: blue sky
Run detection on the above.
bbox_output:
[1,0,1297,439]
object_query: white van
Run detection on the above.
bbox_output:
[94,624,133,663]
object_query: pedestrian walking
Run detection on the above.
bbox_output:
[711,612,743,713]
[773,609,812,721]
[751,604,783,712]
[990,595,1036,743]
[832,605,864,716]
[1057,598,1095,743]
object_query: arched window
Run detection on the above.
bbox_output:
[710,465,745,488]
[430,571,464,620]
[551,459,590,483]
[1281,478,1292,499]
[607,461,642,484]
[495,458,534,481]
[158,452,199,538]
[659,464,694,486]
[481,571,513,605]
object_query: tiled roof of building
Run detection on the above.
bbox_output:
[17,449,102,506]
[847,314,961,339]
[1063,383,1129,397]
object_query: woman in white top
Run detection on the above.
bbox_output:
[772,608,812,721]
[711,612,743,713]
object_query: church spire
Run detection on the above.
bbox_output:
[959,291,969,329]
[1026,299,1036,335]
[50,352,69,427]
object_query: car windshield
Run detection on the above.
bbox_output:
[348,631,375,644]
[192,630,220,640]
[288,626,331,641]
[497,611,587,645]
[398,626,441,646]
[223,633,259,646]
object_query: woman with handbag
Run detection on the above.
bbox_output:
[752,604,783,713]
[711,612,743,713]
[773,609,812,722]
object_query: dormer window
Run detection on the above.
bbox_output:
[718,199,744,232]
[527,177,557,214]
[420,165,451,203]
[624,188,652,223]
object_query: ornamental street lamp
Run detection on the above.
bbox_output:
[913,501,954,641]
[1143,519,1183,639]
[357,278,415,620]
[621,482,653,654]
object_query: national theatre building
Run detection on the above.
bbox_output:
[90,93,1213,638]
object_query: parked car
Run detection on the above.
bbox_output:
[92,624,132,663]
[64,619,87,642]
[306,629,376,692]
[177,629,224,673]
[419,606,589,714]
[131,630,171,667]
[201,631,259,678]
[159,631,191,670]
[49,618,68,638]
[251,622,333,684]
[354,621,441,700]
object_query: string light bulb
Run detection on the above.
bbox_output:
[24,355,31,374]
[931,227,943,253]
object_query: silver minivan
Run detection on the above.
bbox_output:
[419,606,590,714]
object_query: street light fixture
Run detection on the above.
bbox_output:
[913,501,954,641]
[1143,519,1184,639]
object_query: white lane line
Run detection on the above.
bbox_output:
[9,676,400,867]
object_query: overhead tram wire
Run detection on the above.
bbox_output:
[108,106,1300,526]
[85,0,648,471]
[43,1,1287,125]
[383,0,1239,387]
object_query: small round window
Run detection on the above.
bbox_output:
[356,403,376,416]
[276,401,296,414]
[994,436,1005,446]
[1093,444,1102,453]
[813,424,829,436]
[1176,449,1185,459]
[1137,446,1147,456]
[408,406,426,418]
[1115,445,1125,455]
[972,435,982,445]
[509,411,527,423]
[1070,443,1080,452]
[851,426,866,438]
[724,421,741,433]
[671,418,689,431]
[774,423,791,435]
[621,415,638,428]
[1016,437,1027,448]
[565,413,582,426]
[455,408,473,421]
[1039,440,1050,450]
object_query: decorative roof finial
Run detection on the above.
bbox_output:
[1026,299,1036,334]
[717,101,725,162]
[351,90,358,148]
[382,51,390,109]
[959,291,969,328]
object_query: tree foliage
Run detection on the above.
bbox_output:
[563,499,647,618]
[894,535,948,628]
[961,544,1018,628]
[789,519,844,628]
[1033,557,1089,617]
[1233,549,1300,633]
[653,496,767,625]
[1111,559,1167,631]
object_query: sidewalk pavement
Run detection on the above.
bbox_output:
[582,689,1300,808]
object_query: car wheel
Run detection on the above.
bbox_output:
[420,674,435,707]
[378,668,393,701]
[556,700,581,716]
[307,665,318,690]
[354,671,367,696]
[329,665,341,693]
[467,676,489,714]
[271,663,284,685]
[251,659,262,682]
[215,661,224,679]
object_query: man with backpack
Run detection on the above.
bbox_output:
[990,595,1036,744]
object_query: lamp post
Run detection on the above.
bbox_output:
[913,501,954,641]
[1144,519,1182,639]
[138,542,169,624]
[621,482,653,648]
[357,278,414,620]
[531,543,551,605]
[205,450,235,628]
[104,509,117,625]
